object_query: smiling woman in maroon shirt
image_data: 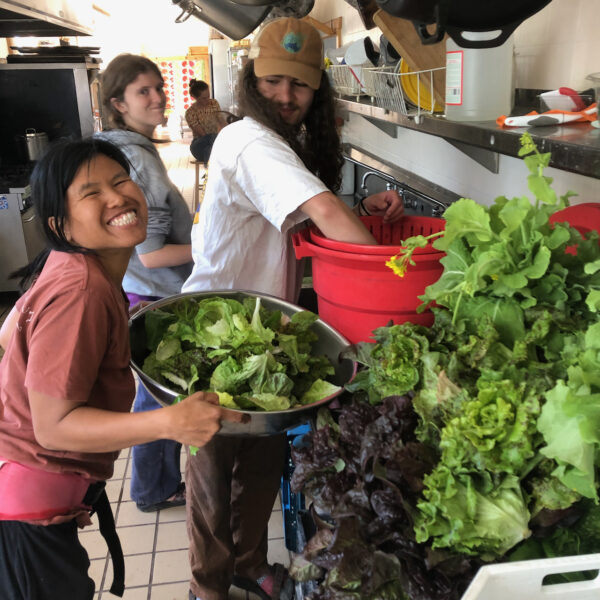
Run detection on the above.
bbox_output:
[0,138,242,600]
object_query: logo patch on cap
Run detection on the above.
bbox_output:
[281,32,305,54]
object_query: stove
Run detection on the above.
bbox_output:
[7,45,102,65]
[0,165,33,211]
[6,55,102,65]
[0,163,44,292]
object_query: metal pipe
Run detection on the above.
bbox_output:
[360,170,395,195]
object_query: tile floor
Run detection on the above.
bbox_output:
[156,129,205,214]
[79,450,291,600]
[0,134,293,600]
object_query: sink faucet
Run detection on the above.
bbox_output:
[360,170,400,199]
[360,170,382,195]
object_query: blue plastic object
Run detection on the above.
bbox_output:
[281,424,311,552]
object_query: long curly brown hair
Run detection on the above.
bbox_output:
[237,60,344,193]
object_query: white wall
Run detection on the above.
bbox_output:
[513,0,600,91]
[85,0,210,64]
[310,0,600,91]
[309,0,599,206]
[342,112,599,206]
[310,0,370,43]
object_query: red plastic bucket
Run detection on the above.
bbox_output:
[549,203,600,234]
[293,216,445,343]
[549,203,600,254]
[309,216,445,254]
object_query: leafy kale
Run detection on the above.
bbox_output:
[141,296,340,410]
[291,397,481,600]
[290,134,600,599]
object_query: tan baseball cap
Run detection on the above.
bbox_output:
[249,18,324,90]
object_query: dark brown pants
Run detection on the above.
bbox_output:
[186,434,287,600]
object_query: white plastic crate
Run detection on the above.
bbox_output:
[461,554,600,600]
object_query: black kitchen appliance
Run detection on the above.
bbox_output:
[0,60,102,166]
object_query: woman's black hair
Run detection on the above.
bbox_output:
[189,78,210,100]
[11,137,131,292]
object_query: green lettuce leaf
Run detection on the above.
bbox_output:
[216,391,239,409]
[300,379,342,405]
[416,470,531,559]
[538,380,600,501]
[141,296,339,412]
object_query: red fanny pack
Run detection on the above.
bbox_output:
[0,460,125,597]
[0,460,92,521]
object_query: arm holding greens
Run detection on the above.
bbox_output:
[28,389,244,453]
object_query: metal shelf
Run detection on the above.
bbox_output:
[336,97,600,179]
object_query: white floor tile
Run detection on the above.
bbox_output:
[152,549,191,584]
[118,524,157,556]
[80,528,109,560]
[123,477,134,502]
[112,458,129,480]
[150,581,191,599]
[104,552,153,589]
[267,540,291,569]
[106,479,125,504]
[267,511,284,541]
[117,501,160,526]
[117,586,151,600]
[155,520,188,551]
[89,557,108,592]
[158,504,187,523]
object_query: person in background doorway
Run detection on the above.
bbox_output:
[0,138,241,600]
[182,17,403,600]
[96,53,193,513]
[185,79,227,164]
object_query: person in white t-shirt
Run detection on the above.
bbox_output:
[182,17,404,600]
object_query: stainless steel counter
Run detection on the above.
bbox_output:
[336,98,600,180]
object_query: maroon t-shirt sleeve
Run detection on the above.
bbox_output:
[24,288,111,405]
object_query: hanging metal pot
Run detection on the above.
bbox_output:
[172,0,270,40]
[228,0,315,19]
[264,0,315,19]
[228,0,274,4]
[375,0,554,48]
[375,0,437,23]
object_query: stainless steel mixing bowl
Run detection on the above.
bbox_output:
[129,290,356,436]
